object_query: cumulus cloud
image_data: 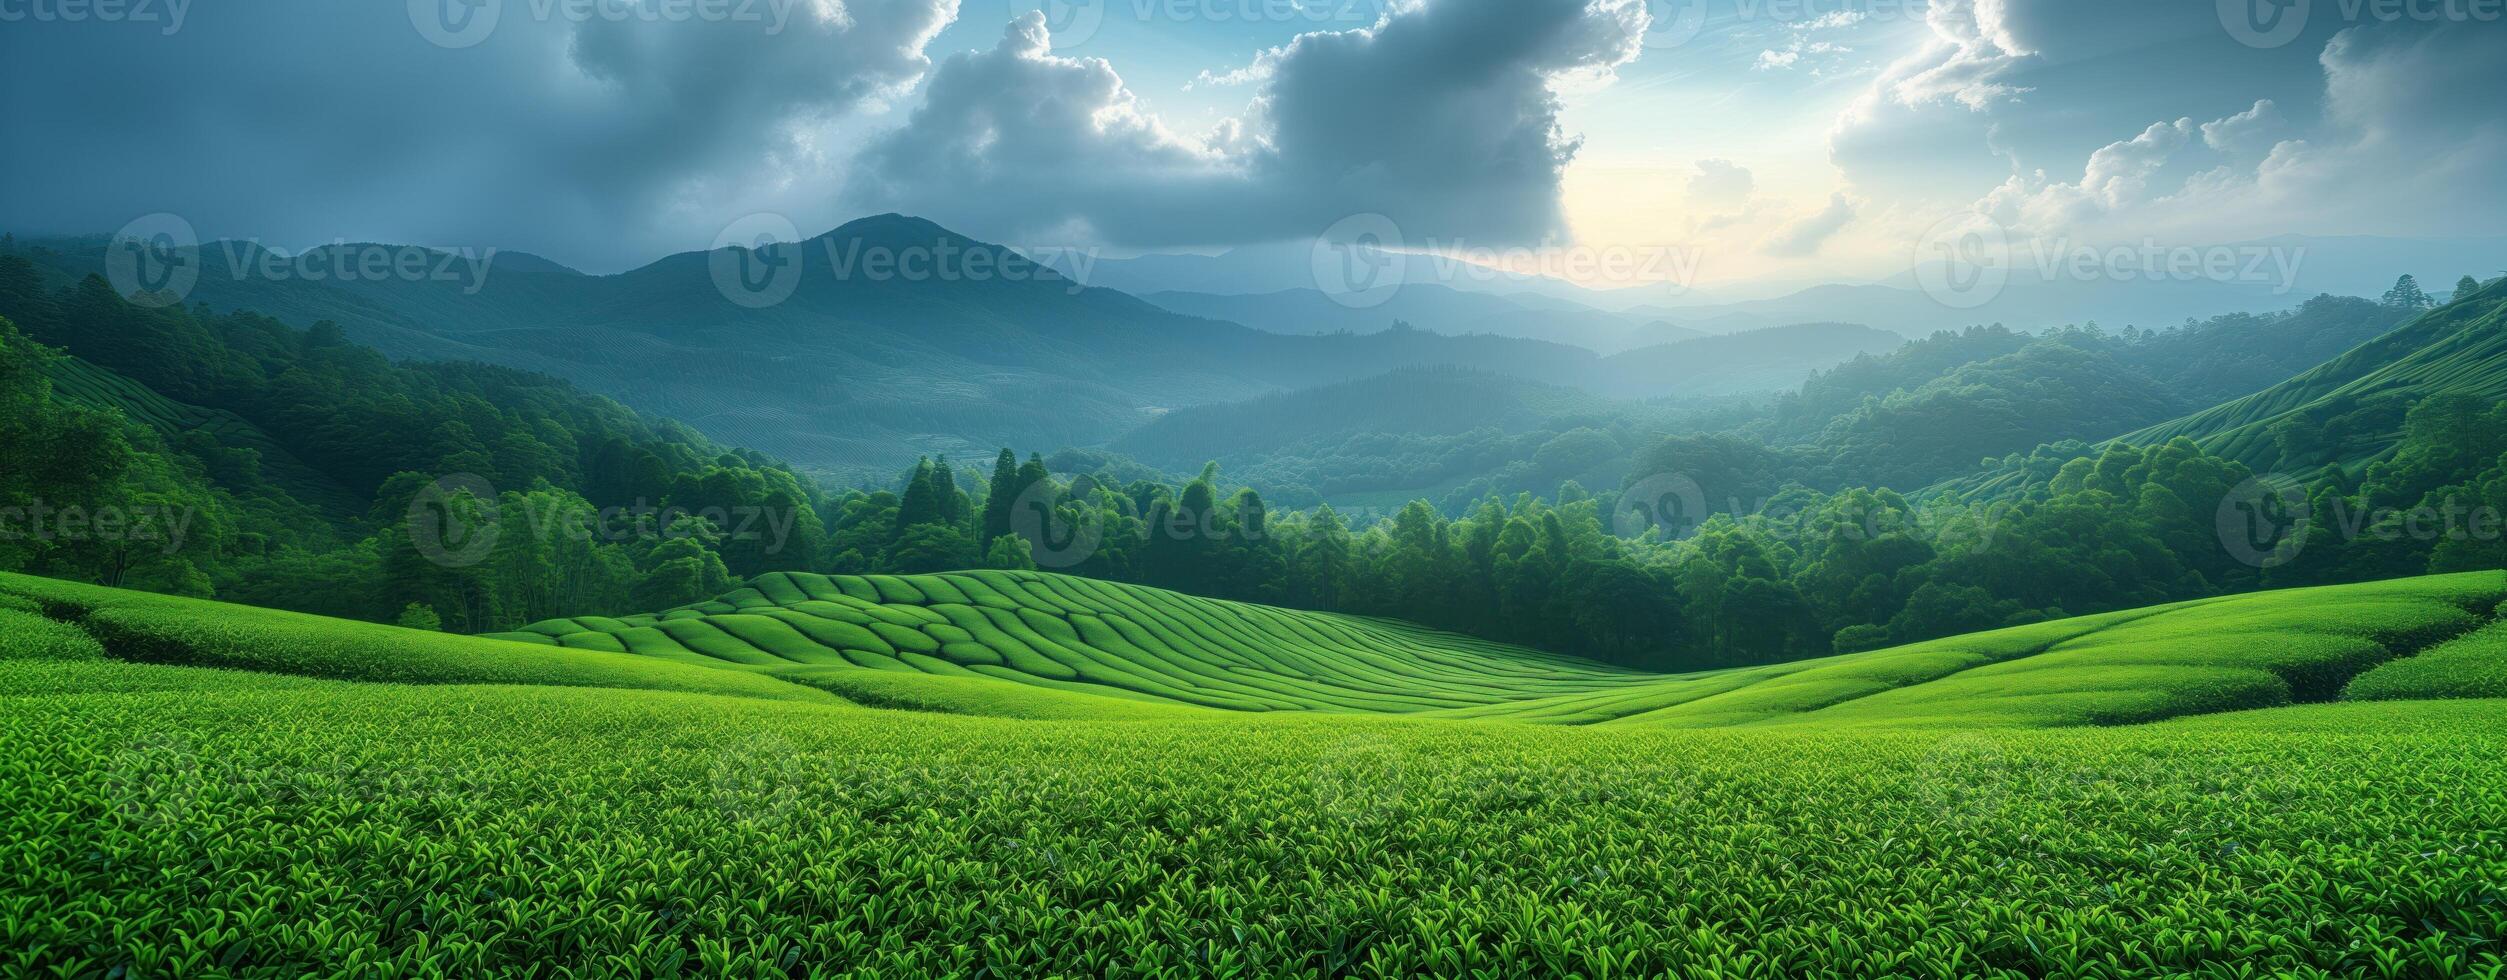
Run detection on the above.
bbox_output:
[1965,22,2507,245]
[1820,0,2507,260]
[2200,99,2285,155]
[1762,193,1857,256]
[1977,118,2196,235]
[0,1,956,271]
[850,0,1652,248]
[1881,0,2039,111]
[1687,160,1756,207]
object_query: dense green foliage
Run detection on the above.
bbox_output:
[1767,296,2403,489]
[2122,278,2507,471]
[5,593,2504,976]
[0,573,835,704]
[841,436,2286,667]
[0,256,831,632]
[16,564,2500,727]
[4,231,2499,677]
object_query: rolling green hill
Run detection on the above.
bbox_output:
[2120,279,2507,472]
[472,568,2507,727]
[14,566,2498,727]
[6,568,2505,976]
[39,355,366,519]
[487,569,1655,715]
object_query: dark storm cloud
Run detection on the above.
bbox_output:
[848,0,1650,249]
[0,0,953,270]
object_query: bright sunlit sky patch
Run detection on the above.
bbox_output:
[3,0,2502,290]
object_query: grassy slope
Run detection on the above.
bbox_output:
[40,355,368,518]
[0,573,835,705]
[6,572,2507,974]
[6,669,2501,977]
[1934,283,2507,501]
[9,566,2499,727]
[2116,280,2507,470]
[490,569,2507,728]
[488,570,1656,716]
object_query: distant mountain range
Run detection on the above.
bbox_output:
[1140,284,1704,353]
[13,216,1882,478]
[1055,233,2507,340]
[34,215,2460,483]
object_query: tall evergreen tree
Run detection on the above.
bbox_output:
[2384,274,2434,311]
[981,448,1020,544]
[896,458,943,529]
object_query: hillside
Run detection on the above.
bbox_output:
[1143,285,1702,352]
[474,568,2505,726]
[1106,368,1632,470]
[10,570,2503,974]
[9,221,1624,477]
[2120,279,2507,471]
[10,567,2499,727]
[488,569,1650,714]
[1593,322,1905,397]
[39,354,367,520]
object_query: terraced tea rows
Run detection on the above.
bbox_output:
[491,569,2507,727]
[1443,572,2507,728]
[6,570,2507,975]
[5,669,2502,978]
[491,571,1656,713]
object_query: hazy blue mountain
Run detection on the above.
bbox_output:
[21,217,1633,478]
[1592,322,1908,398]
[1142,285,1703,352]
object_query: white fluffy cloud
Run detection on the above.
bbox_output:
[850,0,1652,248]
[1977,118,2196,234]
[1687,159,1756,206]
[1817,0,2507,260]
[1971,22,2507,244]
[1762,193,1857,257]
[2200,100,2285,155]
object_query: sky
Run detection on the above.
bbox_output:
[2,0,2502,290]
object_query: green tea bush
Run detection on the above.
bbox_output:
[0,608,104,661]
[2348,621,2507,702]
[5,683,2502,978]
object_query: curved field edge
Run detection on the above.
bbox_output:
[496,568,2506,728]
[6,568,2504,729]
[1431,570,2507,728]
[492,570,1660,716]
[0,573,834,705]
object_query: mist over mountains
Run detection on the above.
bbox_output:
[16,215,1902,478]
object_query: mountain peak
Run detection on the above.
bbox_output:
[816,213,968,247]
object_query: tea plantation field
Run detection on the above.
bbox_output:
[483,569,2507,726]
[4,570,2506,976]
